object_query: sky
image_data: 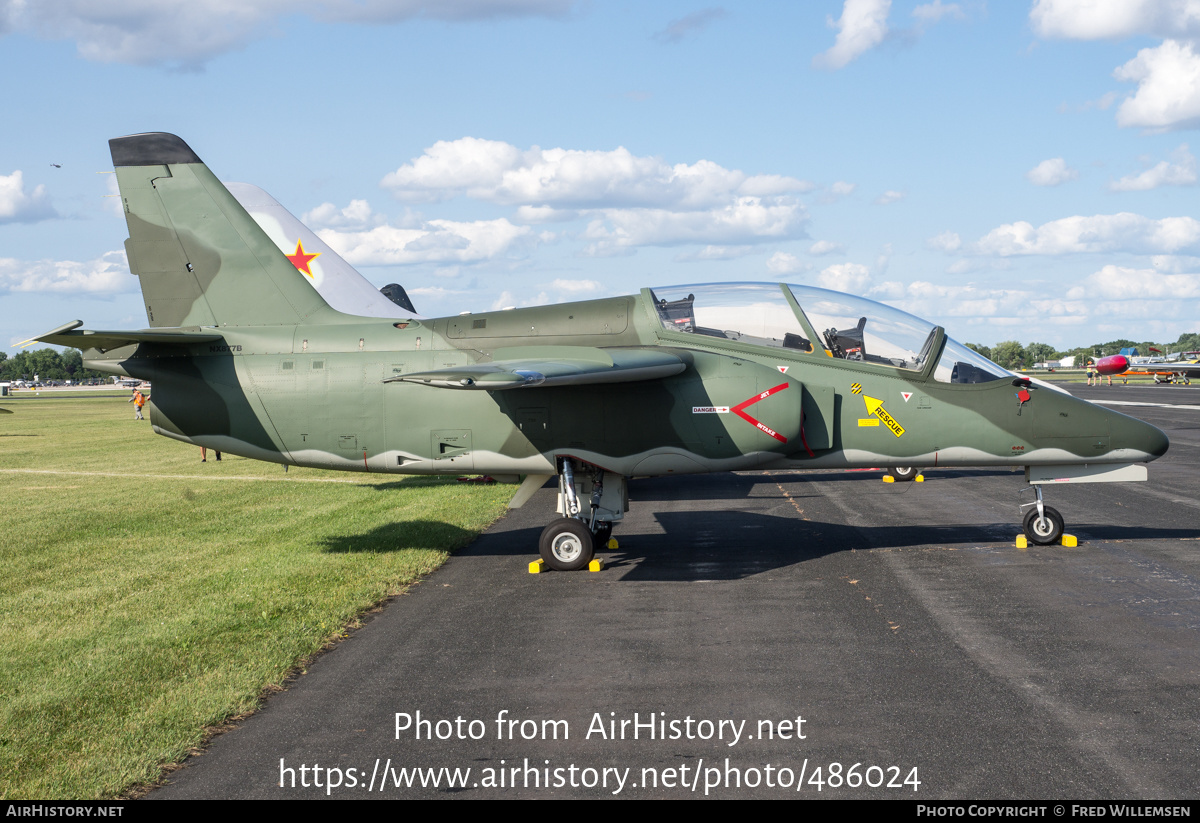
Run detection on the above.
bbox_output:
[3,0,1200,355]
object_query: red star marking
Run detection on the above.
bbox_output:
[285,240,321,278]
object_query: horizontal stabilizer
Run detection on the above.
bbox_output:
[387,346,688,390]
[35,320,224,351]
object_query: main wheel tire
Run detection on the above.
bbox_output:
[1022,505,1065,545]
[539,518,595,571]
[887,466,921,482]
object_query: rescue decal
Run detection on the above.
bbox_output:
[286,239,321,278]
[731,383,790,443]
[863,395,905,437]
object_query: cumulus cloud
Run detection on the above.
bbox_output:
[874,189,905,204]
[1066,264,1200,299]
[6,0,576,68]
[302,199,383,229]
[926,230,961,251]
[880,280,1092,328]
[674,245,758,262]
[913,1,964,25]
[817,180,857,204]
[817,262,873,294]
[381,137,812,208]
[316,217,538,265]
[945,258,1011,275]
[1151,253,1200,271]
[972,213,1200,256]
[381,137,811,254]
[653,7,726,43]
[580,197,807,255]
[809,240,844,255]
[1030,3,1200,132]
[1030,0,1200,40]
[0,170,56,223]
[1026,158,1079,186]
[548,278,601,293]
[813,0,891,70]
[1113,40,1200,130]
[0,251,131,293]
[766,252,809,274]
[1110,144,1198,190]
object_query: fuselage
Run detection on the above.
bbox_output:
[87,284,1169,478]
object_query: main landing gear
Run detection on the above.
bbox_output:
[887,466,921,481]
[1019,484,1065,545]
[538,459,628,571]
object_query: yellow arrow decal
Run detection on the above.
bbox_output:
[863,395,905,437]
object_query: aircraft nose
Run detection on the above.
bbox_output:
[1122,414,1169,460]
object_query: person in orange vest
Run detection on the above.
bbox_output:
[128,388,146,420]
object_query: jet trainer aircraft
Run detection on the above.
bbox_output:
[34,133,1169,570]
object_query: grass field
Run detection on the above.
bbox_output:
[0,394,512,798]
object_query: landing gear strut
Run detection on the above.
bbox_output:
[1019,484,1064,545]
[537,459,627,571]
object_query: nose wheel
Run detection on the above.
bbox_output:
[1020,484,1066,545]
[1022,505,1064,545]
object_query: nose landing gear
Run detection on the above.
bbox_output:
[1020,484,1065,545]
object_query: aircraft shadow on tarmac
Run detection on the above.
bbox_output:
[454,513,1200,582]
[454,512,1008,581]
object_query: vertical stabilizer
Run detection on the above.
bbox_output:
[111,132,334,328]
[226,182,422,319]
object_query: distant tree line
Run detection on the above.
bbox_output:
[965,332,1200,370]
[0,349,110,382]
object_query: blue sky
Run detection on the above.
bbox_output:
[3,0,1200,354]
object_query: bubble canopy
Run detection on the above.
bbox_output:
[647,282,1008,384]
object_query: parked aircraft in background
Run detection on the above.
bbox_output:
[33,133,1169,570]
[1094,352,1199,385]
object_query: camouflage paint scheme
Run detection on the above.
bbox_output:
[37,134,1168,564]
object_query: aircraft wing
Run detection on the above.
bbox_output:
[1125,360,1200,379]
[31,320,225,351]
[387,346,688,390]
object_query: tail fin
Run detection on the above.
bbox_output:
[225,182,422,320]
[111,132,334,328]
